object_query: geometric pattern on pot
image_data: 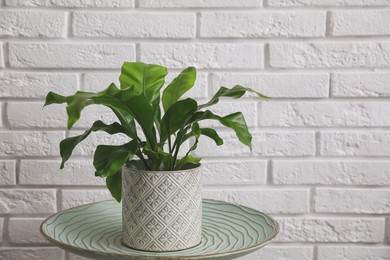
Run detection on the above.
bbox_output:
[122,165,202,252]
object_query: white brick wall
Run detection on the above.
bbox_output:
[0,1,389,259]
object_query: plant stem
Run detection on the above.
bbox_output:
[137,151,150,170]
[171,126,190,170]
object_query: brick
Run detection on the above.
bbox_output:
[203,189,310,214]
[138,0,261,8]
[73,12,195,38]
[0,189,56,214]
[0,248,65,260]
[82,71,208,99]
[19,160,104,186]
[0,218,3,243]
[200,11,325,38]
[318,246,390,260]
[9,43,135,69]
[194,131,315,157]
[331,10,390,36]
[241,246,313,260]
[261,101,390,127]
[268,0,390,6]
[5,0,133,7]
[315,188,390,214]
[0,131,63,157]
[61,189,112,209]
[320,131,390,156]
[0,72,78,98]
[0,44,3,68]
[202,160,267,185]
[210,72,329,98]
[7,102,67,129]
[270,42,390,68]
[140,43,263,69]
[276,217,385,242]
[273,160,390,185]
[0,10,66,38]
[332,72,390,97]
[8,218,48,244]
[204,101,258,127]
[0,161,16,185]
[252,131,315,156]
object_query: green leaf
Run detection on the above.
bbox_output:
[66,84,120,129]
[44,92,66,107]
[94,141,138,177]
[199,128,223,146]
[119,62,168,109]
[106,172,122,202]
[198,85,269,110]
[162,67,196,112]
[160,98,198,143]
[48,84,137,138]
[59,121,125,169]
[191,110,252,148]
[182,127,223,146]
[93,87,157,148]
[175,155,201,170]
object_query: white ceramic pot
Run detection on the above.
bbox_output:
[122,164,202,252]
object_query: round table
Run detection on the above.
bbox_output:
[41,199,279,260]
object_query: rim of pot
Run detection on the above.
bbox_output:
[123,162,202,173]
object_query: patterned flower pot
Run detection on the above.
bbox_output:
[122,164,202,252]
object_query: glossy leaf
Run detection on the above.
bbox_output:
[199,128,223,146]
[162,67,196,112]
[94,141,138,178]
[44,92,66,106]
[175,155,201,170]
[59,121,125,169]
[160,98,198,143]
[66,84,120,129]
[92,87,157,147]
[198,85,269,110]
[106,172,122,202]
[119,62,167,109]
[191,110,252,148]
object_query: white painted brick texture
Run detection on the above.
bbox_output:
[1,1,389,259]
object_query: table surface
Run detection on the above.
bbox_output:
[40,199,279,260]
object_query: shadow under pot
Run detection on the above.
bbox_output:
[121,163,202,252]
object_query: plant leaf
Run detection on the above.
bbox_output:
[162,67,196,112]
[191,110,252,148]
[182,126,223,146]
[198,85,269,110]
[175,155,201,170]
[44,92,66,107]
[119,62,168,110]
[59,121,125,169]
[93,87,157,148]
[199,128,223,146]
[160,98,198,143]
[44,84,120,130]
[106,172,122,202]
[94,140,138,178]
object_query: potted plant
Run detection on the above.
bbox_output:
[44,62,268,252]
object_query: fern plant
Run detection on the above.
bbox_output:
[44,62,268,201]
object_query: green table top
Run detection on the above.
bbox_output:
[40,199,279,260]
